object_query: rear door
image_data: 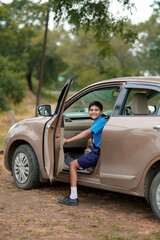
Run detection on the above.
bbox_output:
[43,78,73,181]
[99,82,160,189]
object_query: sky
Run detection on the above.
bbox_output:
[121,0,154,24]
[2,0,154,29]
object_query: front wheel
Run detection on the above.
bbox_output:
[150,172,160,221]
[12,144,40,189]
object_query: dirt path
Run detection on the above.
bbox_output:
[0,154,160,240]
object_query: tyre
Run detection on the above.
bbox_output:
[12,144,40,190]
[149,172,160,220]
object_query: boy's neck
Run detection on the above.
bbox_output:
[93,115,101,121]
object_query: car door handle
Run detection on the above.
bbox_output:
[153,125,160,131]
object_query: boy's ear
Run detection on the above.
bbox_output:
[100,110,103,115]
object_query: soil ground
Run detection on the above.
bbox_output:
[0,93,160,240]
[0,154,160,240]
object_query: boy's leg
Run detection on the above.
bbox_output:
[58,159,80,205]
[69,160,80,199]
[69,159,80,187]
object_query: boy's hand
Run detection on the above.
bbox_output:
[63,129,92,145]
[63,138,69,145]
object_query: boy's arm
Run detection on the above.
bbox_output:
[64,129,92,144]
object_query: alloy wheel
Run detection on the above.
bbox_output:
[14,153,29,184]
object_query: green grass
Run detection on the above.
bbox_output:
[152,231,160,240]
[65,224,78,230]
[111,225,124,232]
[0,123,16,151]
[91,233,127,240]
[0,164,3,175]
[45,231,54,236]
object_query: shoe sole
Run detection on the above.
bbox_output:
[58,201,78,206]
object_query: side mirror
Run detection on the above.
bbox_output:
[37,105,52,116]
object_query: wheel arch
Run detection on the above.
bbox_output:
[6,140,48,183]
[144,160,160,203]
[7,140,37,171]
[12,143,41,189]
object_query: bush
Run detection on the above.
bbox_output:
[0,56,26,111]
[0,88,9,111]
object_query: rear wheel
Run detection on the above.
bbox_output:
[12,144,40,189]
[149,172,160,220]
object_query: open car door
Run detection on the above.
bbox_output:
[43,78,73,181]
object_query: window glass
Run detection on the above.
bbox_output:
[148,93,160,115]
[157,108,160,116]
[64,87,120,118]
[123,88,160,116]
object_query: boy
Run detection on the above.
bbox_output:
[58,101,107,205]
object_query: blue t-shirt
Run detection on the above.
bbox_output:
[89,116,107,148]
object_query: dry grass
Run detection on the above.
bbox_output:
[0,90,58,150]
[0,95,35,150]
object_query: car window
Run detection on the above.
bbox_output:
[123,88,160,116]
[64,87,120,119]
[148,93,160,115]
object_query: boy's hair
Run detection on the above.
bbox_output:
[89,101,103,111]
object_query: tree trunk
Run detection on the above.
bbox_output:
[27,63,33,92]
[35,7,50,116]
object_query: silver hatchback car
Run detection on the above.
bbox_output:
[4,77,160,220]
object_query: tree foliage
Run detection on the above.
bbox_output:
[1,0,159,111]
[0,0,47,91]
[0,0,67,95]
[135,13,160,75]
[55,30,140,89]
[0,55,26,110]
[50,0,137,56]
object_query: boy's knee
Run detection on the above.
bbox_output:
[69,161,72,167]
[69,161,75,168]
[69,160,79,169]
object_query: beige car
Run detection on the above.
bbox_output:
[4,77,160,220]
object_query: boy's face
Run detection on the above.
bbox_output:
[89,105,103,120]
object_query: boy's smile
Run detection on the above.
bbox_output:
[89,105,103,120]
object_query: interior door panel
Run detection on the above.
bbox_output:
[64,118,93,148]
[43,78,73,180]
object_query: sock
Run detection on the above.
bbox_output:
[70,187,78,199]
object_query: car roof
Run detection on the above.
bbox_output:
[73,76,160,95]
[93,76,160,85]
